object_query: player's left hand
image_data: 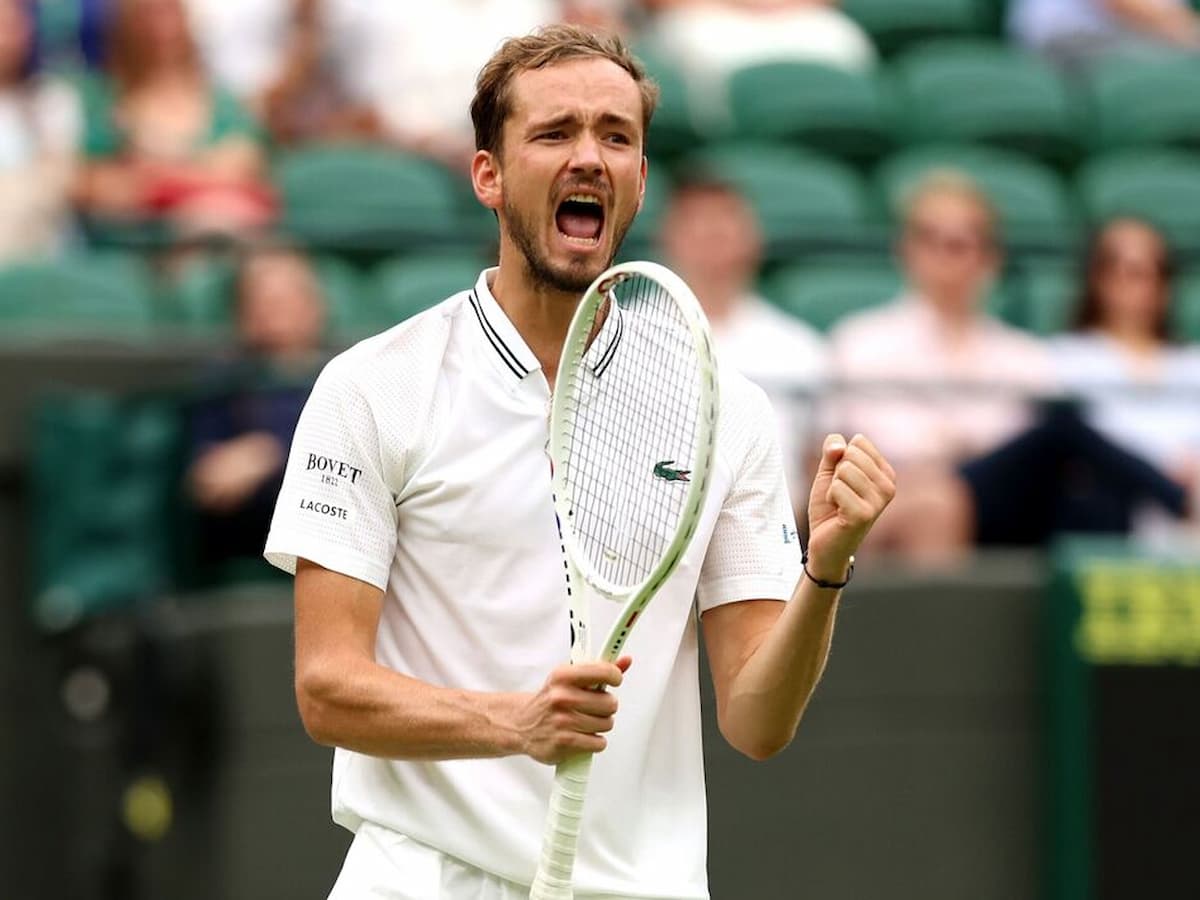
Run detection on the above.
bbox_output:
[804,433,896,584]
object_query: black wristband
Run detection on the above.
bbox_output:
[802,548,854,590]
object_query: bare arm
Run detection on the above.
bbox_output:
[702,434,895,760]
[293,558,629,763]
[1104,0,1200,47]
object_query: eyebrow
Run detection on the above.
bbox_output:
[526,111,639,134]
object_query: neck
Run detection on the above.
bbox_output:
[1103,324,1160,357]
[489,243,582,386]
[921,290,977,333]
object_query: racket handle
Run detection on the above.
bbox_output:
[528,752,594,900]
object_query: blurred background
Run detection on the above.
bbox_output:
[1,0,1199,897]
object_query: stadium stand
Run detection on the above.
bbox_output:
[1075,149,1200,245]
[0,254,156,338]
[841,0,996,56]
[1084,57,1200,151]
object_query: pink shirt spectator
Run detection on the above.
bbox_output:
[830,295,1054,467]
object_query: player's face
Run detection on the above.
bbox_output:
[495,58,647,293]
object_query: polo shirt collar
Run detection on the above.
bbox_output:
[469,268,541,379]
[468,268,625,381]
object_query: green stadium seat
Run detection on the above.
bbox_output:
[335,251,488,338]
[0,254,155,337]
[1085,58,1200,151]
[1075,149,1200,245]
[622,162,672,258]
[682,143,880,252]
[842,0,994,56]
[890,40,1083,168]
[874,144,1079,249]
[762,258,903,331]
[276,144,462,249]
[725,62,895,163]
[31,393,182,631]
[638,50,707,159]
[1005,260,1080,335]
[1173,271,1200,342]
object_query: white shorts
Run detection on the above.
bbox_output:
[327,822,652,900]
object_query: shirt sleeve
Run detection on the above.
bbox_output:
[697,382,804,612]
[263,359,399,590]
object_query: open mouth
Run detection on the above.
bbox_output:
[555,193,606,247]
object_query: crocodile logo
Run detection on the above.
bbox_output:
[653,460,690,482]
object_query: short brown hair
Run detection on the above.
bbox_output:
[901,169,1000,246]
[470,24,659,156]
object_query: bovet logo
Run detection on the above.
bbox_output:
[306,453,363,485]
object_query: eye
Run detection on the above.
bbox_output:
[538,130,567,141]
[606,133,632,145]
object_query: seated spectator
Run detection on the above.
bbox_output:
[1051,217,1200,529]
[875,217,1199,563]
[325,1,558,172]
[186,245,326,571]
[659,172,827,507]
[646,0,876,123]
[256,0,383,146]
[0,0,82,261]
[184,0,292,106]
[1010,0,1200,69]
[73,0,274,236]
[830,171,1053,471]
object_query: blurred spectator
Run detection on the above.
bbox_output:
[184,0,292,104]
[0,0,82,261]
[325,0,558,172]
[646,0,876,123]
[257,0,382,146]
[1051,218,1200,526]
[659,172,827,506]
[186,245,326,569]
[72,0,274,236]
[1010,0,1200,69]
[830,171,1053,471]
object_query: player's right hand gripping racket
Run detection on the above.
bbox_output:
[529,261,719,900]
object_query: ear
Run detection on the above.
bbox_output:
[471,149,502,212]
[636,155,648,213]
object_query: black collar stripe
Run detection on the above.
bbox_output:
[468,291,527,378]
[592,307,623,377]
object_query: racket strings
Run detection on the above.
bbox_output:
[560,275,703,589]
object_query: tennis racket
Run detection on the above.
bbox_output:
[529,261,719,900]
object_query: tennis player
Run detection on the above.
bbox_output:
[264,25,895,900]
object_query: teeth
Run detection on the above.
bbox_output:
[565,194,601,205]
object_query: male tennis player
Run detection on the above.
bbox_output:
[264,25,895,900]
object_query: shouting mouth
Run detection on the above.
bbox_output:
[555,192,606,248]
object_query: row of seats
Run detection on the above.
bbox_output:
[264,140,1200,256]
[5,247,1199,343]
[645,43,1200,166]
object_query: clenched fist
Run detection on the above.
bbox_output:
[805,434,896,584]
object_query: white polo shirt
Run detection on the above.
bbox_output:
[265,269,802,898]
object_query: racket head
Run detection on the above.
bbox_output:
[549,261,719,657]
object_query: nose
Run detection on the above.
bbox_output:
[568,131,604,178]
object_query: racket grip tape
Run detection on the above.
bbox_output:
[528,753,595,900]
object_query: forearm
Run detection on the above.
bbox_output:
[718,577,842,760]
[297,653,526,760]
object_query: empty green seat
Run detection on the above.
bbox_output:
[890,40,1083,167]
[763,258,902,331]
[683,143,879,251]
[638,50,706,159]
[1005,260,1080,335]
[1173,272,1200,342]
[0,254,155,337]
[333,252,487,338]
[31,393,182,631]
[1085,57,1200,151]
[843,0,994,56]
[276,144,462,249]
[875,144,1079,249]
[726,62,895,163]
[1076,150,1200,245]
